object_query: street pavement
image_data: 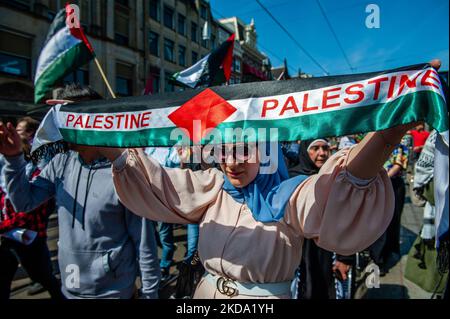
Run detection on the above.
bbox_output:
[355,182,435,299]
[10,182,437,299]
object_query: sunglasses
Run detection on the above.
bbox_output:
[213,144,256,163]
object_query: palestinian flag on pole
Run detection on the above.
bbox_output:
[172,34,235,88]
[34,4,94,103]
[32,63,448,151]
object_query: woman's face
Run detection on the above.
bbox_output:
[218,144,260,188]
[16,121,33,141]
[308,141,330,168]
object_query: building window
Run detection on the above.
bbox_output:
[114,11,129,45]
[177,14,186,36]
[145,67,160,94]
[6,0,30,11]
[149,0,160,21]
[211,35,216,50]
[149,31,159,56]
[191,22,198,42]
[147,66,160,94]
[201,39,208,48]
[152,75,160,93]
[116,77,132,96]
[116,62,133,96]
[163,6,174,29]
[0,31,31,79]
[47,0,59,20]
[191,51,198,64]
[116,0,128,6]
[63,68,89,86]
[0,53,30,79]
[200,4,208,20]
[165,72,174,92]
[233,58,241,73]
[164,38,175,62]
[178,45,186,66]
[238,24,245,41]
[80,0,90,30]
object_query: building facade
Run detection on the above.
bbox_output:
[219,17,272,83]
[0,0,271,107]
[0,0,146,100]
[146,0,236,93]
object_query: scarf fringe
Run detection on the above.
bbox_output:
[31,141,68,165]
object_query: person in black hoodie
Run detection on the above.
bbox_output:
[289,139,355,299]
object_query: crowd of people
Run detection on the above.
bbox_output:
[0,83,447,300]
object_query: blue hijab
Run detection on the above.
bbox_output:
[222,143,308,223]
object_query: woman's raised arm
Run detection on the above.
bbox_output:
[347,59,441,180]
[109,148,224,224]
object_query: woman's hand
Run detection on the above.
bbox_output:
[387,163,402,178]
[0,122,22,157]
[429,59,441,70]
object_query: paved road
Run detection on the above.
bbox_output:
[355,182,435,299]
[10,182,438,299]
[9,219,187,299]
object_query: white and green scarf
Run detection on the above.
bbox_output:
[32,63,448,151]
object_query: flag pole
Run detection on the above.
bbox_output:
[93,57,116,99]
[66,3,116,99]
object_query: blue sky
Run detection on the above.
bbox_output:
[209,0,449,76]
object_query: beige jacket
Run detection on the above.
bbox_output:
[112,148,394,298]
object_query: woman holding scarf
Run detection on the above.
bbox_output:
[85,114,425,299]
[3,61,443,299]
[1,106,429,298]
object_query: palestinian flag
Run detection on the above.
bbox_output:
[34,4,94,103]
[172,34,235,88]
[32,63,448,151]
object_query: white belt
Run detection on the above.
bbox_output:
[204,272,292,297]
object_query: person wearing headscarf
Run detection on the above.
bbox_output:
[289,139,355,299]
[4,115,418,298]
[288,139,329,176]
[91,118,415,299]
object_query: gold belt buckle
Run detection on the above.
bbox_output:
[216,276,238,297]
